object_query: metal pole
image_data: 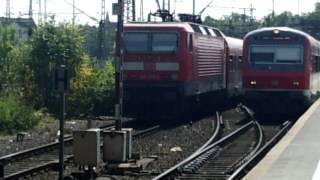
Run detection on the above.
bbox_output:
[115,0,124,131]
[272,0,275,19]
[193,0,195,17]
[44,0,47,23]
[193,0,195,22]
[29,0,33,18]
[59,93,65,180]
[298,0,300,15]
[132,0,136,21]
[73,0,75,26]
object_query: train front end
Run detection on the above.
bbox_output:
[242,27,315,114]
[123,23,192,118]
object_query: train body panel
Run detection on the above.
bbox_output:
[225,37,243,96]
[242,27,320,114]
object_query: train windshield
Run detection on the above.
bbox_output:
[152,33,178,52]
[250,45,303,64]
[124,32,149,52]
[124,32,178,53]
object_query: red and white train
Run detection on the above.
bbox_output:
[123,22,242,118]
[242,27,320,114]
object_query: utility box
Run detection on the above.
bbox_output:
[103,131,127,162]
[73,129,100,166]
[122,128,133,159]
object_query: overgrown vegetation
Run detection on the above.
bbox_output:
[0,20,115,134]
[204,2,320,39]
[0,94,40,134]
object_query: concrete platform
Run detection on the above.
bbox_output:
[244,99,320,180]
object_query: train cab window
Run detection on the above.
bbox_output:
[250,45,302,64]
[250,46,274,63]
[124,32,148,52]
[151,33,178,52]
[199,26,208,35]
[275,46,302,63]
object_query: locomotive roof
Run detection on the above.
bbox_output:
[225,36,243,50]
[124,22,224,36]
[244,27,319,44]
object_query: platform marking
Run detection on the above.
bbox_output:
[312,160,320,180]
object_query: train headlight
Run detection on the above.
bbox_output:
[250,81,257,85]
[293,81,300,86]
[273,29,280,34]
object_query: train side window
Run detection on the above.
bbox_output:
[204,27,211,36]
[190,24,202,33]
[207,29,217,37]
[199,26,208,35]
[312,55,317,72]
[188,34,193,51]
[212,29,222,37]
[229,56,233,62]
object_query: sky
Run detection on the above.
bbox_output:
[1,0,319,25]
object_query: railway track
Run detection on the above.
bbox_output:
[152,105,291,180]
[0,120,160,180]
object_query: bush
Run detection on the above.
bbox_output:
[0,94,40,134]
[67,60,115,116]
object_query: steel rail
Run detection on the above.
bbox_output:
[0,122,116,165]
[152,120,254,180]
[0,123,160,180]
[195,112,222,153]
[230,105,265,168]
[228,120,292,180]
[0,124,116,179]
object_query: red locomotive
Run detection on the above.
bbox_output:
[242,27,320,114]
[123,22,242,118]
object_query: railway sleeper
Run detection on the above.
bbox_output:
[182,148,220,173]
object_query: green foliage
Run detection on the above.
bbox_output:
[0,94,40,134]
[67,60,115,116]
[79,23,115,61]
[204,2,320,39]
[91,60,115,115]
[0,25,25,94]
[204,13,260,38]
[27,20,87,113]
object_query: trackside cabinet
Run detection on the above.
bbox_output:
[122,128,133,159]
[73,129,100,166]
[103,130,127,162]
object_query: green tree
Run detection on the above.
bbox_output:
[204,13,260,38]
[67,60,115,116]
[27,20,87,113]
[0,25,23,94]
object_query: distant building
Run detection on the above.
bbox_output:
[0,17,36,39]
